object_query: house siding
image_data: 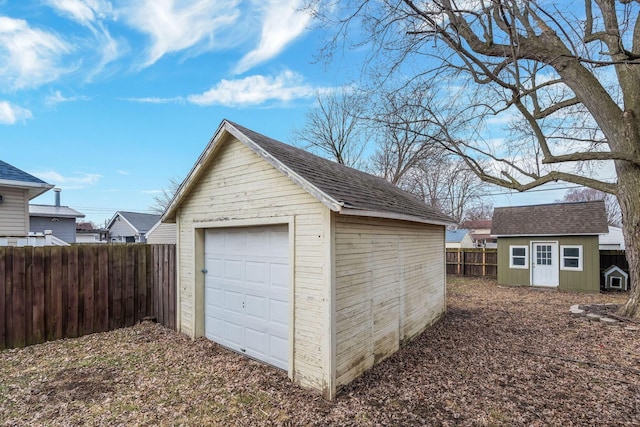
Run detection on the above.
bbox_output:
[0,186,29,237]
[146,223,177,244]
[175,135,329,392]
[108,218,138,242]
[333,215,446,386]
[497,236,601,292]
[30,217,77,243]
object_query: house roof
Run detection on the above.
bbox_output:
[29,204,85,219]
[107,211,161,234]
[460,219,492,230]
[446,229,471,243]
[163,120,455,226]
[491,201,609,236]
[0,160,54,199]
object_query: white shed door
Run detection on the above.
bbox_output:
[531,242,559,287]
[204,225,289,370]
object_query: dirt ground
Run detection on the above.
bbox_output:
[1,277,639,426]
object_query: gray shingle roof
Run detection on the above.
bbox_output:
[446,229,471,243]
[0,160,53,199]
[225,121,454,225]
[491,201,609,236]
[111,211,161,233]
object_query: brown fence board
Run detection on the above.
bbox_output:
[446,248,497,278]
[31,248,45,345]
[0,244,176,350]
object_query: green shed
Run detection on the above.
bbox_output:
[492,201,609,293]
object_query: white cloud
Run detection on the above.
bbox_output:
[117,170,129,175]
[32,170,102,189]
[187,70,322,107]
[121,96,184,104]
[120,0,241,68]
[142,189,163,194]
[234,0,312,74]
[0,101,32,124]
[45,90,90,106]
[0,16,74,90]
[46,0,121,79]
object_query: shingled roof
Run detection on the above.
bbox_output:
[491,201,609,236]
[0,160,53,199]
[164,120,454,226]
[108,211,161,234]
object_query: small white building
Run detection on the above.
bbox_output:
[446,229,474,249]
[599,226,625,250]
[106,211,160,243]
[162,120,454,400]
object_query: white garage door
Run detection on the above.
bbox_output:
[204,225,289,370]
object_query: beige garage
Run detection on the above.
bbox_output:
[162,120,453,399]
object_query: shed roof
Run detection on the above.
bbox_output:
[29,204,85,219]
[163,120,454,226]
[491,201,609,236]
[0,160,54,199]
[107,211,161,233]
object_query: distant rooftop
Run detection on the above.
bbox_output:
[29,204,85,219]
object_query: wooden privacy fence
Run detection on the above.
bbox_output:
[0,244,176,350]
[446,248,498,278]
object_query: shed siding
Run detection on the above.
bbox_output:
[334,215,445,386]
[0,186,28,237]
[176,135,328,391]
[497,236,601,292]
[146,223,177,244]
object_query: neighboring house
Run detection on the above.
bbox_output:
[492,201,608,292]
[460,219,497,248]
[106,211,161,243]
[75,222,108,244]
[445,229,474,248]
[162,120,454,400]
[0,160,54,245]
[599,225,625,250]
[145,220,176,244]
[29,188,85,243]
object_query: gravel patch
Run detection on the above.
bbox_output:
[1,277,638,426]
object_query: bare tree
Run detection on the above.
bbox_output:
[313,1,640,317]
[291,88,369,167]
[150,177,182,215]
[463,203,495,223]
[560,187,622,226]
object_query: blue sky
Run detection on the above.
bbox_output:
[1,0,582,226]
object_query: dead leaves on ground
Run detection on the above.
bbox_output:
[1,277,639,426]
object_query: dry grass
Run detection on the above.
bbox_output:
[1,277,639,426]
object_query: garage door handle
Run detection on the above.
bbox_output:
[201,268,208,274]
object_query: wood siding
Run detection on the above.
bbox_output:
[175,135,329,393]
[497,236,601,292]
[333,215,446,386]
[0,187,28,237]
[146,223,177,244]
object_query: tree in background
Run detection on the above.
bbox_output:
[560,187,622,226]
[312,0,640,318]
[150,177,182,215]
[291,89,369,167]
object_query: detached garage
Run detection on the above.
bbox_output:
[162,120,453,399]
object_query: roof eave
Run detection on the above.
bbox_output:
[338,207,455,227]
[494,232,607,237]
[0,179,54,200]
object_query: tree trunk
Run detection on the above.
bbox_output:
[616,161,640,319]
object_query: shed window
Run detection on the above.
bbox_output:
[509,245,528,269]
[560,245,583,271]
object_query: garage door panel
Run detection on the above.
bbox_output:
[204,225,289,371]
[245,294,267,320]
[245,261,267,285]
[269,335,288,368]
[224,260,244,281]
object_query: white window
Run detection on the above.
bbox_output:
[560,245,583,271]
[509,245,528,269]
